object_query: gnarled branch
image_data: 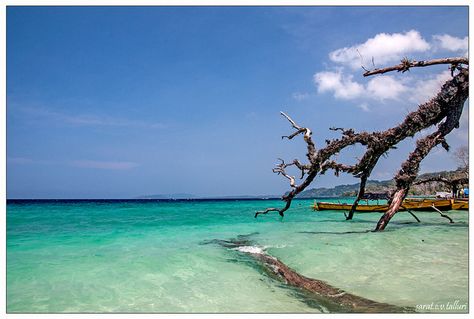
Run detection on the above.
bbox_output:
[363,57,468,77]
[257,57,468,231]
[375,67,468,230]
[431,205,454,223]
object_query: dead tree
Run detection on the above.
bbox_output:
[255,57,468,231]
[375,64,468,230]
[206,235,411,312]
[453,146,469,178]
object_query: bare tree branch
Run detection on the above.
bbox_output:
[453,146,469,178]
[345,175,368,220]
[406,210,421,223]
[375,67,468,230]
[257,57,468,231]
[363,57,468,77]
[431,205,454,223]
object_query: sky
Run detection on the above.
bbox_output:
[6,6,469,199]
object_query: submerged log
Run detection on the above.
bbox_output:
[207,235,412,313]
[406,210,421,223]
[253,252,408,313]
[431,205,454,223]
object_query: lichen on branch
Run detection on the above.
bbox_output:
[256,57,469,231]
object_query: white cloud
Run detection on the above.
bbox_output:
[292,92,310,101]
[7,157,139,170]
[7,157,35,164]
[245,111,258,120]
[314,70,409,102]
[313,70,364,100]
[409,71,452,104]
[70,160,139,170]
[367,75,408,101]
[433,34,468,53]
[18,107,166,129]
[329,30,430,70]
[311,31,467,110]
[357,103,370,112]
[7,157,55,165]
[314,69,458,104]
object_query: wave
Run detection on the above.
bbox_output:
[232,245,265,254]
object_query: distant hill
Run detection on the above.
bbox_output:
[201,195,278,199]
[136,170,467,200]
[133,193,278,200]
[135,193,195,199]
[295,179,394,198]
[294,169,467,198]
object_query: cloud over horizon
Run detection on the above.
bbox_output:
[70,160,140,170]
[313,30,468,105]
[329,30,431,70]
[16,107,167,129]
[313,69,364,100]
[8,157,140,170]
[433,34,468,54]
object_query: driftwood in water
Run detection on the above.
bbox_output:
[207,235,411,313]
[255,57,468,231]
[406,210,421,223]
[431,205,454,223]
[346,175,368,220]
[253,253,408,312]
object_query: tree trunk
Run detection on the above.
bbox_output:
[375,189,408,231]
[374,67,468,231]
[346,175,367,220]
[257,59,468,230]
[208,235,412,313]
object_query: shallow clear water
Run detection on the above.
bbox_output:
[7,199,468,313]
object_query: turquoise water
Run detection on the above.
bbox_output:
[7,199,468,313]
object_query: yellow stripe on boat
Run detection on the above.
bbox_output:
[312,198,459,212]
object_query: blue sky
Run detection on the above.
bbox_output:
[7,6,469,198]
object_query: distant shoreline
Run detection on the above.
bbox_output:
[6,197,341,204]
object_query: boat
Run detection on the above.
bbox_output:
[402,198,452,211]
[313,202,393,212]
[312,198,455,212]
[451,199,469,210]
[405,198,469,210]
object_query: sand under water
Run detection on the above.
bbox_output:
[7,199,468,313]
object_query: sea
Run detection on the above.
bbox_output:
[6,198,469,313]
